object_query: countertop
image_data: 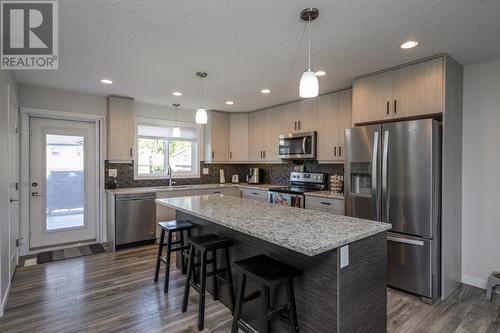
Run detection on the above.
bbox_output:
[156,194,390,256]
[304,191,345,199]
[106,183,276,195]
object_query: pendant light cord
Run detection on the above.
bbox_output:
[280,23,307,101]
[308,16,311,70]
[200,76,203,107]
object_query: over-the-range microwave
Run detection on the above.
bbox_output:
[278,131,317,159]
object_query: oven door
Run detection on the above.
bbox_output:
[278,132,317,159]
[269,191,304,208]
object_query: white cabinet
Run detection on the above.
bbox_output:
[281,102,300,134]
[107,96,134,162]
[317,89,352,162]
[204,111,230,162]
[281,99,318,134]
[229,114,248,162]
[248,110,265,162]
[305,196,344,215]
[248,107,282,162]
[240,188,269,203]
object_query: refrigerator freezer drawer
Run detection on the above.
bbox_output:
[387,233,432,299]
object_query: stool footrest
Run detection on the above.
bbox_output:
[242,291,261,303]
[268,303,290,322]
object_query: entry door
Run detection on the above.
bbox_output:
[8,86,19,279]
[29,118,97,248]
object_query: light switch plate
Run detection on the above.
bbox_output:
[108,169,117,177]
[203,168,209,175]
[340,245,349,268]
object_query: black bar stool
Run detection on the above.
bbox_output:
[154,220,194,293]
[182,233,236,331]
[231,254,301,333]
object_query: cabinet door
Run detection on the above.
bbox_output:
[298,98,319,132]
[263,106,282,161]
[392,57,443,118]
[229,113,248,162]
[336,89,352,161]
[352,71,393,124]
[210,112,229,162]
[281,102,299,134]
[248,111,264,162]
[107,96,134,161]
[317,93,339,161]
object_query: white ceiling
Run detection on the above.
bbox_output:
[14,0,500,112]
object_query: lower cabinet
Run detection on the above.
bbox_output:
[304,196,345,215]
[193,187,240,197]
[240,188,269,203]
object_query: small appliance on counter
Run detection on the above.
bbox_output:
[247,168,263,184]
[268,172,326,208]
[219,169,225,183]
[231,174,239,184]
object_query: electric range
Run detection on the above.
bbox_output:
[268,172,326,208]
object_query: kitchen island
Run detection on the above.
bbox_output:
[156,194,391,332]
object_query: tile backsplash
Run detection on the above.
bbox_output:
[105,160,343,189]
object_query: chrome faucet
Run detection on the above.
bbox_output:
[168,166,176,187]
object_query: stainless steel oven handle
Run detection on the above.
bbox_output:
[372,131,380,220]
[302,136,307,154]
[387,236,424,246]
[382,130,389,223]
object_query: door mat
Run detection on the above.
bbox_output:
[20,243,107,266]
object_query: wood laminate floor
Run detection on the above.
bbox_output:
[0,245,498,333]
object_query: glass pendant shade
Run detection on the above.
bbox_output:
[299,69,319,98]
[196,107,208,124]
[172,127,181,138]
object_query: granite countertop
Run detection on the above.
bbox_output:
[106,183,276,195]
[304,191,345,200]
[156,194,390,256]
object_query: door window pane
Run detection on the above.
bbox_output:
[46,134,84,230]
[169,140,193,173]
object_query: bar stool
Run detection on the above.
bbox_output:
[154,220,194,293]
[182,233,236,331]
[231,254,301,333]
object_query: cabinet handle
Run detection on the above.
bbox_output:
[130,148,133,157]
[294,121,297,131]
[386,101,390,115]
[394,100,397,114]
[320,201,332,206]
[334,146,337,157]
[338,146,342,157]
[263,151,266,158]
[230,151,232,159]
[212,151,215,159]
[213,191,221,194]
[252,192,259,195]
[298,121,301,130]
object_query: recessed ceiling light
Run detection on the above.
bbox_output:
[315,71,326,77]
[172,91,182,96]
[261,89,271,94]
[225,100,234,105]
[400,40,419,49]
[100,79,113,84]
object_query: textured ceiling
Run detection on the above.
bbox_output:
[13,0,500,112]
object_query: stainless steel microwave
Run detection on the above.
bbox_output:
[278,131,317,159]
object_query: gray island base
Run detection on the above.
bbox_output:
[156,195,390,333]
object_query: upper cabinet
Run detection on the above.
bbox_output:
[229,113,248,162]
[204,111,230,162]
[317,89,352,162]
[281,100,318,134]
[353,57,443,124]
[248,106,282,162]
[107,96,134,162]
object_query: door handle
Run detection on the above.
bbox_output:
[338,146,342,157]
[372,131,380,221]
[294,121,297,131]
[32,192,43,196]
[394,100,397,114]
[382,130,389,223]
[263,150,266,158]
[298,121,301,130]
[387,236,424,246]
[334,146,337,157]
[10,199,19,203]
[230,151,232,159]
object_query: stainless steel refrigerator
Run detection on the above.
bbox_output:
[344,119,441,303]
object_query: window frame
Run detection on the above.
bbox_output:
[133,117,201,180]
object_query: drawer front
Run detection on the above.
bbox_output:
[193,187,240,197]
[305,196,344,214]
[240,188,269,202]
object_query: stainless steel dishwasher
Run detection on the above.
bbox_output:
[115,193,156,246]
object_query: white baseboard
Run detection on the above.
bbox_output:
[0,281,11,317]
[462,274,500,294]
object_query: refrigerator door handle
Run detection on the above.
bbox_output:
[372,131,380,220]
[387,236,425,246]
[382,130,389,223]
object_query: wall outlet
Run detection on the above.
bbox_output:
[340,245,349,268]
[108,169,117,177]
[203,167,209,175]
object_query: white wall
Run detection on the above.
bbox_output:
[0,70,17,316]
[462,58,500,289]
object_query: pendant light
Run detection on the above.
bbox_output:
[172,103,181,138]
[299,8,319,98]
[195,72,208,124]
